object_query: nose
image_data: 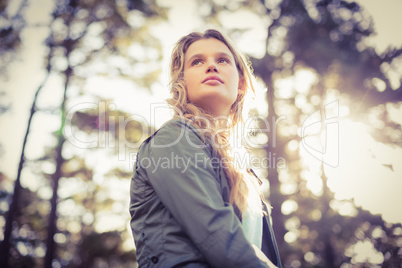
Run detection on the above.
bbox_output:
[206,60,218,73]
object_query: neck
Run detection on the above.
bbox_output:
[214,116,229,130]
[205,106,231,130]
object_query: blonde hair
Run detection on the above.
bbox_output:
[167,29,256,215]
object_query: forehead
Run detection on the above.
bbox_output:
[185,38,234,59]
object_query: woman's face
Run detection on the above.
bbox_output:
[183,38,241,117]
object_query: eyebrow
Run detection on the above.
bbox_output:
[186,52,233,65]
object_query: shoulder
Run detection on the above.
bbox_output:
[153,118,202,144]
[138,118,208,156]
[158,118,199,139]
[134,118,215,176]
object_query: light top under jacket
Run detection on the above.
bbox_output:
[129,118,282,268]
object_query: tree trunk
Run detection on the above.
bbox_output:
[252,52,287,253]
[264,74,287,251]
[0,71,50,268]
[44,67,71,268]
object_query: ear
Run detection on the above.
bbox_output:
[238,77,246,93]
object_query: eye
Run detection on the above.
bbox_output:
[218,58,230,64]
[191,59,203,66]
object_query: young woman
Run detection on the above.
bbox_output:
[129,29,282,268]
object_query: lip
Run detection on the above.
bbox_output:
[202,76,223,84]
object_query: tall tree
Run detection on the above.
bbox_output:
[1,0,166,266]
[198,0,402,266]
[0,0,50,264]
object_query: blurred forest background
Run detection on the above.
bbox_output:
[1,0,402,267]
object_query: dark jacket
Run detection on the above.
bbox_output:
[129,118,282,268]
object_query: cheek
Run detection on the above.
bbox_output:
[183,74,196,102]
[228,67,240,85]
[231,72,240,91]
[183,69,196,87]
[185,68,201,85]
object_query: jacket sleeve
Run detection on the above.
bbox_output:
[142,120,269,268]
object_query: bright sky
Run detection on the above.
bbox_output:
[1,0,402,240]
[349,0,402,53]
